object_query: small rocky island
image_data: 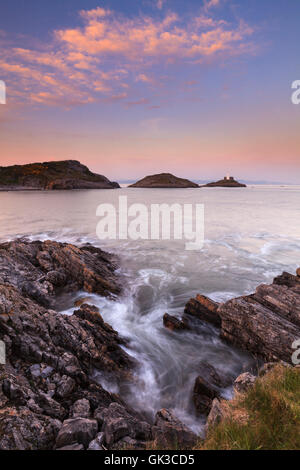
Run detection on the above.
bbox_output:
[129,173,199,188]
[0,160,120,191]
[202,176,246,188]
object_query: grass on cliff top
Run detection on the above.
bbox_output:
[198,364,300,450]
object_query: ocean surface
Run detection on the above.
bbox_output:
[0,185,299,434]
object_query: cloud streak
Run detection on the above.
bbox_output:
[0,5,256,107]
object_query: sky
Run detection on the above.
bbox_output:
[0,0,299,183]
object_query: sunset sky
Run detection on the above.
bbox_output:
[0,0,299,183]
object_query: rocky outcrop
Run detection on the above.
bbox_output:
[184,295,221,327]
[0,160,120,191]
[129,173,199,188]
[184,269,300,364]
[233,373,256,394]
[193,376,220,416]
[163,313,189,331]
[0,238,200,450]
[0,239,121,307]
[152,409,198,449]
[202,176,246,188]
[0,239,155,450]
[205,398,223,432]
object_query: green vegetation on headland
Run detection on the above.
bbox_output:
[198,365,300,450]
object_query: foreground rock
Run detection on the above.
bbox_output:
[0,240,147,450]
[205,398,224,432]
[184,269,300,363]
[163,313,189,331]
[193,376,220,415]
[0,238,197,450]
[184,295,221,327]
[0,160,120,191]
[0,238,121,307]
[152,409,197,449]
[129,173,199,188]
[233,373,256,394]
[202,176,246,188]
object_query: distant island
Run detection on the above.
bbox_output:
[202,176,247,188]
[0,160,120,190]
[129,173,199,188]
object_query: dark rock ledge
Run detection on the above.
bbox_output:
[169,269,300,424]
[184,269,300,364]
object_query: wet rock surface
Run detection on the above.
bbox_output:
[1,238,298,450]
[0,239,121,306]
[0,239,154,450]
[193,376,220,416]
[184,294,221,327]
[152,409,198,449]
[163,313,189,331]
[185,269,300,364]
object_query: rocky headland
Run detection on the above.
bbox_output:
[129,173,199,188]
[0,160,120,191]
[0,238,299,450]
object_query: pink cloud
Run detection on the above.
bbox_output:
[0,6,256,107]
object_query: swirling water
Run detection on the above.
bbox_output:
[0,185,299,434]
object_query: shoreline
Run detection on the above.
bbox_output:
[0,238,299,450]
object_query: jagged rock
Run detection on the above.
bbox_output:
[0,239,141,450]
[99,403,152,447]
[219,295,299,363]
[163,313,188,331]
[88,432,105,450]
[0,160,120,191]
[55,418,98,449]
[186,270,300,364]
[234,373,256,394]
[184,294,221,327]
[152,409,197,449]
[70,399,91,419]
[0,239,121,303]
[0,407,61,450]
[55,376,76,399]
[273,271,300,288]
[205,398,224,432]
[35,392,67,421]
[296,268,300,277]
[193,376,220,415]
[197,361,231,388]
[41,366,54,379]
[74,297,93,307]
[104,417,130,447]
